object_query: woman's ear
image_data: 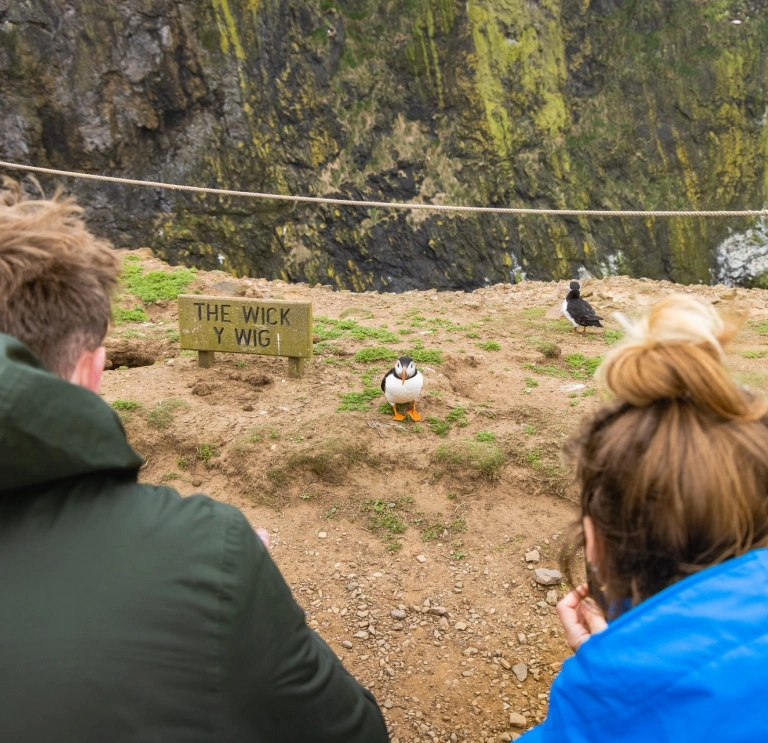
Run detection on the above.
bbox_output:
[583,515,597,564]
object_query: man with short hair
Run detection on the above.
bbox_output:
[0,179,389,742]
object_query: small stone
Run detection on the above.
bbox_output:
[455,621,468,631]
[318,532,327,539]
[438,617,449,630]
[550,661,562,672]
[512,663,528,682]
[354,631,369,639]
[509,712,527,729]
[462,668,475,677]
[525,550,540,563]
[192,478,203,487]
[346,582,359,591]
[500,658,511,670]
[383,699,393,709]
[428,606,447,616]
[391,609,406,620]
[518,633,527,645]
[534,568,562,586]
[546,590,558,606]
[341,640,353,649]
[416,554,427,563]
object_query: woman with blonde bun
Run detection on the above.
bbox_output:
[520,294,768,742]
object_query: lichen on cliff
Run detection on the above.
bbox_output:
[0,0,765,290]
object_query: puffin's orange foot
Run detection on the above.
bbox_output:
[407,403,421,421]
[572,327,578,334]
[391,405,406,421]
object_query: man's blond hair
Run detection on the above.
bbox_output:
[0,178,120,377]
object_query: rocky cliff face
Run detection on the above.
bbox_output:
[1,0,766,290]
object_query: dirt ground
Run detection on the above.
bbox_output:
[103,250,768,743]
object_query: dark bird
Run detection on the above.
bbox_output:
[562,281,603,334]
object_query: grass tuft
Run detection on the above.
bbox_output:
[434,439,505,479]
[283,439,371,484]
[115,305,149,324]
[446,406,468,427]
[427,417,451,436]
[337,387,381,411]
[354,347,398,363]
[537,341,561,359]
[123,261,196,303]
[196,442,219,465]
[146,398,189,429]
[111,399,142,411]
[477,340,501,351]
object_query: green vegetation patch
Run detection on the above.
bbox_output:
[427,417,451,436]
[604,329,625,344]
[196,442,219,466]
[146,398,189,430]
[269,439,371,488]
[354,347,398,363]
[111,399,142,411]
[403,347,443,364]
[740,350,768,359]
[314,316,399,344]
[364,497,411,551]
[420,517,467,542]
[477,340,501,351]
[122,261,196,303]
[537,341,561,359]
[524,363,568,378]
[115,305,149,324]
[476,430,496,442]
[313,341,340,355]
[434,439,505,479]
[445,406,469,427]
[337,387,381,411]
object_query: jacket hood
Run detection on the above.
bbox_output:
[0,334,143,493]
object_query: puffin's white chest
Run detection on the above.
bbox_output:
[384,371,423,404]
[562,299,577,327]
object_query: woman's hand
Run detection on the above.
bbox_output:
[557,584,608,652]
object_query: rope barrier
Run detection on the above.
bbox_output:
[1,159,767,218]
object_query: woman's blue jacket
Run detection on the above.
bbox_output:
[521,549,768,742]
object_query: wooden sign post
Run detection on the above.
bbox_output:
[178,295,313,378]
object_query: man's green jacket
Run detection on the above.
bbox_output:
[0,334,389,742]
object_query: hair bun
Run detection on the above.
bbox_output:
[599,294,763,421]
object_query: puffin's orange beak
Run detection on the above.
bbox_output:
[401,370,406,385]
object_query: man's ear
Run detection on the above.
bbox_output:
[69,346,106,394]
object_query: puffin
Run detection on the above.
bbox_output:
[381,356,423,421]
[562,281,603,333]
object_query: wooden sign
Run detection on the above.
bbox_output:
[178,295,313,377]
